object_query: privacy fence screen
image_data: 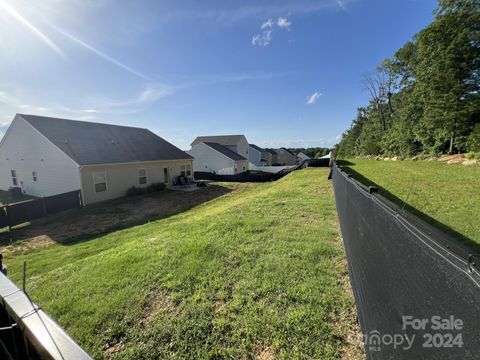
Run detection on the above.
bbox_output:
[2,190,82,228]
[331,162,480,359]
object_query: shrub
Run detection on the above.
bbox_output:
[126,186,145,197]
[146,182,166,192]
[466,124,480,153]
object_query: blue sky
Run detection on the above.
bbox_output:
[0,0,437,150]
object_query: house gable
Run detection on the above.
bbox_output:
[0,115,81,196]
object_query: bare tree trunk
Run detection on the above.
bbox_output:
[449,131,454,154]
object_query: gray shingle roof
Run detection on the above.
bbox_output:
[203,142,247,161]
[20,114,192,165]
[249,144,265,152]
[191,135,245,146]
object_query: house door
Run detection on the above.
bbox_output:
[163,167,170,184]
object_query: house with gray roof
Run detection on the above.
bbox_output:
[248,144,272,166]
[187,141,248,175]
[0,114,193,204]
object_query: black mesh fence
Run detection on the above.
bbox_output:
[44,190,82,214]
[6,198,45,227]
[331,162,480,359]
[2,190,82,228]
[194,158,330,182]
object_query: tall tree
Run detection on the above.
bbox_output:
[414,0,480,153]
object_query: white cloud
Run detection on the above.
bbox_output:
[306,92,322,105]
[252,16,292,46]
[335,0,348,12]
[261,18,274,29]
[163,2,342,23]
[0,83,170,124]
[277,17,291,30]
[252,29,273,46]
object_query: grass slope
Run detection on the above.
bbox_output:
[4,168,361,359]
[340,159,480,247]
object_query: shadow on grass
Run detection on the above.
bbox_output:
[0,185,233,249]
[339,165,480,254]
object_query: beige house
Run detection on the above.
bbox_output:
[0,114,193,205]
[273,148,297,165]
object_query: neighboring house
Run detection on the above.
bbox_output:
[296,152,310,163]
[274,148,297,165]
[266,149,278,165]
[249,144,272,166]
[191,135,249,163]
[248,144,263,166]
[0,114,193,205]
[187,142,248,175]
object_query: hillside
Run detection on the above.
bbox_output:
[339,159,480,248]
[3,168,362,359]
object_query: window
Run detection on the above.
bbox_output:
[11,170,17,186]
[93,172,107,193]
[163,167,169,184]
[138,168,147,185]
[181,164,192,177]
[32,171,37,182]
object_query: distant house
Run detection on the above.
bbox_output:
[191,135,249,161]
[274,148,297,165]
[187,142,248,175]
[248,144,272,166]
[190,135,249,173]
[296,152,310,163]
[266,149,278,165]
[0,114,193,205]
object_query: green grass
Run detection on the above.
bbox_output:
[4,169,361,359]
[340,159,480,247]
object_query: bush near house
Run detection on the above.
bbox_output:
[126,182,166,197]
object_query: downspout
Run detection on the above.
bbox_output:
[78,165,86,206]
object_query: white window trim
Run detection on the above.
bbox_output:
[163,167,169,184]
[138,168,147,185]
[11,170,17,186]
[181,164,192,177]
[93,171,107,193]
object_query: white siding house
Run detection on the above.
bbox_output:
[187,142,248,175]
[191,135,249,170]
[248,144,263,166]
[0,114,193,205]
[0,115,81,197]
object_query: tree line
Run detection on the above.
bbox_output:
[335,0,480,158]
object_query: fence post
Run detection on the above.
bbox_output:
[42,197,47,217]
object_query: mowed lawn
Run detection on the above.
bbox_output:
[340,159,480,247]
[4,168,362,359]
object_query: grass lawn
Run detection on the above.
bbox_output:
[3,168,362,359]
[339,159,480,248]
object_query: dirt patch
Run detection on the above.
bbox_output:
[137,289,179,328]
[255,346,275,360]
[438,154,465,163]
[0,184,243,253]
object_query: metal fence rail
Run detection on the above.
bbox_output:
[0,272,91,360]
[331,162,480,359]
